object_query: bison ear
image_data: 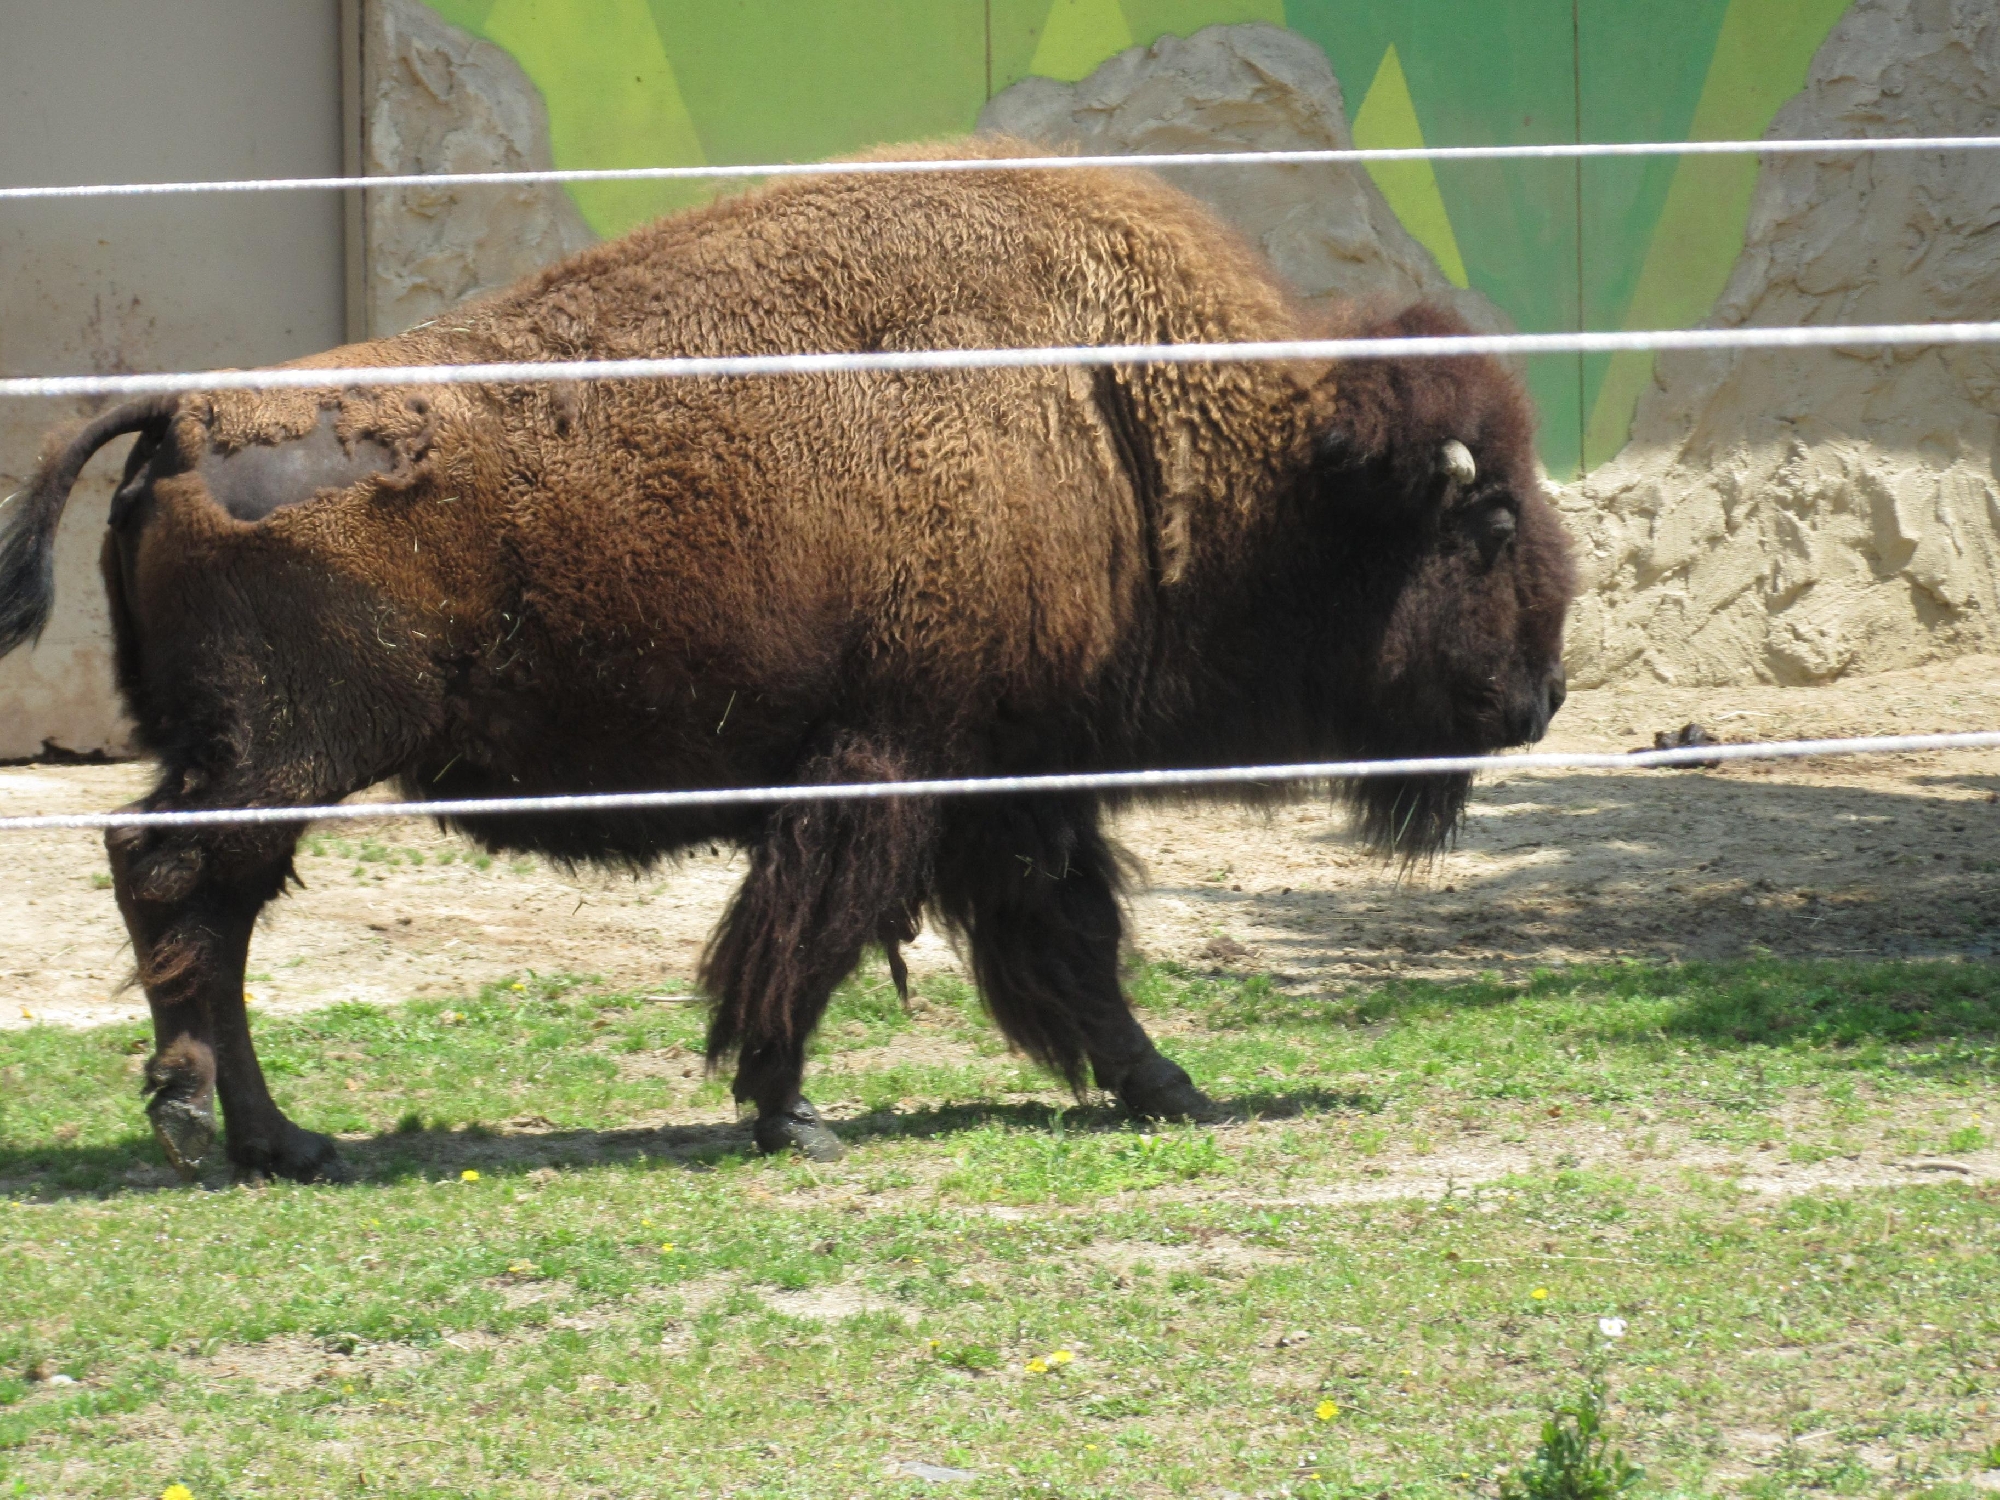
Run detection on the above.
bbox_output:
[1439,440,1476,491]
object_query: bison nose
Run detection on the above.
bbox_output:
[1504,664,1567,746]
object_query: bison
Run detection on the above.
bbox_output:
[0,140,1573,1181]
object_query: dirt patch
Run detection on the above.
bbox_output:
[169,1270,888,1385]
[1228,1126,2000,1210]
[179,1332,425,1395]
[613,1045,704,1083]
[5,655,2000,1029]
[759,1285,906,1323]
[831,1027,996,1075]
[1076,1236,1295,1276]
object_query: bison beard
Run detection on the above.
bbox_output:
[1345,773,1475,867]
[0,139,1572,1179]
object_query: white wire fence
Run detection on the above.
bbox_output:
[4,134,1998,836]
[3,134,1998,201]
[4,733,1998,834]
[6,321,2000,403]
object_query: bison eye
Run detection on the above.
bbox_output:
[1467,499,1517,563]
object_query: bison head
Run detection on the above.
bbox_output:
[1306,304,1577,860]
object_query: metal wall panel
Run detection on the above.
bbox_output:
[0,0,346,756]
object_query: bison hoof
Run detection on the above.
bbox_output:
[147,1095,217,1180]
[753,1099,845,1162]
[1117,1055,1221,1124]
[228,1122,353,1185]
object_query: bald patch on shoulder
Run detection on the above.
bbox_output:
[197,410,396,522]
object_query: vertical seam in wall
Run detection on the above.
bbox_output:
[340,0,368,343]
[1572,0,1586,473]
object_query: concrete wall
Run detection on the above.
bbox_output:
[0,1,347,758]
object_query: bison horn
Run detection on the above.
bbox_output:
[1440,439,1477,489]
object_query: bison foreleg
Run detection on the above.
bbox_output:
[108,813,348,1184]
[700,735,938,1161]
[934,798,1218,1123]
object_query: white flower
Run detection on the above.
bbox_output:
[1598,1316,1627,1339]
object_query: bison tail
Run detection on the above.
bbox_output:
[0,395,179,658]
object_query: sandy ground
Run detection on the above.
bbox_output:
[5,655,2000,1031]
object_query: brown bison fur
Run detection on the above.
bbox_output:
[0,138,1574,1178]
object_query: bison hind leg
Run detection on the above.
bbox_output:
[699,734,938,1160]
[932,797,1218,1122]
[108,776,358,1185]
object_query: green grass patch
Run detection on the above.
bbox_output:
[1,956,1997,1497]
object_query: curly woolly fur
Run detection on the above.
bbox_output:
[0,139,1572,1173]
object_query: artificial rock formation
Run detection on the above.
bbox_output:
[361,0,596,337]
[1564,0,2000,686]
[978,23,1508,335]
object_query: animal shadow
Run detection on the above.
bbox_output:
[0,1087,1369,1199]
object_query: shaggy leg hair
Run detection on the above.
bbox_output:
[701,733,938,1157]
[931,796,1212,1119]
[107,798,345,1183]
[1343,771,1473,864]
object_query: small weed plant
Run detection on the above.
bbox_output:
[1500,1379,1644,1500]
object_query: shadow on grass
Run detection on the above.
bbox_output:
[0,1135,165,1198]
[0,1087,1366,1199]
[341,1084,1366,1183]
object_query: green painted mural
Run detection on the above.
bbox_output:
[414,0,1852,476]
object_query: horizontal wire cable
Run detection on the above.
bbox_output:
[2,731,1997,834]
[7,320,2000,402]
[4,135,1999,201]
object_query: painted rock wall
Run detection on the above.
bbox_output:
[1563,0,2000,686]
[361,0,596,336]
[977,24,1509,335]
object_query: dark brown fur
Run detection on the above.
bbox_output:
[0,140,1573,1177]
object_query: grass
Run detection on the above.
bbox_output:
[299,835,495,875]
[0,957,1996,1498]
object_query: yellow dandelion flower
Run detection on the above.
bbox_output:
[460,1169,480,1182]
[927,1339,942,1350]
[1315,1399,1338,1421]
[1049,1349,1074,1366]
[1531,1287,1550,1301]
[660,1242,675,1253]
[1026,1357,1049,1374]
[510,982,526,992]
[162,1486,195,1500]
[507,1260,537,1275]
